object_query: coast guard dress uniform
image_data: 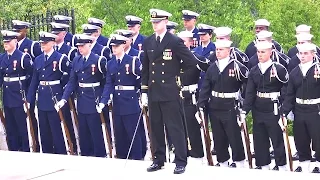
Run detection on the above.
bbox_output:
[114,29,147,158]
[88,17,109,46]
[99,34,144,159]
[12,20,41,152]
[141,9,198,174]
[0,30,33,152]
[53,15,76,47]
[242,41,288,170]
[182,10,200,49]
[82,24,112,61]
[26,32,71,154]
[50,22,78,154]
[56,34,108,157]
[282,43,320,173]
[197,40,248,168]
[125,15,146,51]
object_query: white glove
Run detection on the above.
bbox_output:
[96,103,105,113]
[23,102,30,113]
[108,94,113,106]
[55,99,67,112]
[278,116,287,131]
[195,108,204,124]
[188,84,198,93]
[141,93,148,107]
[238,111,246,127]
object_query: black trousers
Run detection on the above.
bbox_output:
[209,109,245,163]
[252,110,286,166]
[293,111,320,162]
[149,101,187,166]
[183,99,204,158]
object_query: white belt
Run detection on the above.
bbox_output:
[79,82,100,88]
[40,80,60,86]
[3,76,26,82]
[211,91,238,98]
[296,98,320,105]
[181,84,198,92]
[115,85,135,90]
[257,92,280,99]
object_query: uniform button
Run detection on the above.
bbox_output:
[82,71,84,74]
[5,86,8,88]
[42,87,44,90]
[152,71,155,74]
[81,78,84,80]
[118,72,120,75]
[43,68,45,71]
[118,93,120,95]
[6,68,8,70]
[162,63,165,66]
[152,63,155,66]
[82,91,84,94]
[5,74,7,76]
[118,79,120,82]
[162,80,165,83]
[42,75,44,77]
[162,72,164,74]
[152,80,155,83]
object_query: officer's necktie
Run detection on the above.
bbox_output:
[55,45,59,51]
[45,55,48,61]
[83,57,86,66]
[8,55,11,60]
[117,59,121,66]
[202,47,207,53]
[156,36,160,46]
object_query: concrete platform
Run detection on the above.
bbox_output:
[0,150,319,180]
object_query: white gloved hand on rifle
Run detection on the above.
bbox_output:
[141,93,148,107]
[55,99,67,112]
[96,103,105,113]
[195,107,204,124]
[278,115,287,131]
[23,102,30,113]
[107,94,113,106]
[238,110,246,127]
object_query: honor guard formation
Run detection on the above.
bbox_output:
[1,8,320,175]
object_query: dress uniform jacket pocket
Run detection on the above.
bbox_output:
[113,91,140,116]
[2,81,25,108]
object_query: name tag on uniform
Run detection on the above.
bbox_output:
[163,49,172,60]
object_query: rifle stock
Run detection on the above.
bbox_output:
[68,98,79,129]
[198,110,214,166]
[282,116,293,171]
[99,111,113,158]
[0,108,6,127]
[241,121,253,169]
[24,100,37,152]
[57,109,74,155]
[142,107,154,160]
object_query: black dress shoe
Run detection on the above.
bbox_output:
[272,166,279,171]
[174,166,186,174]
[255,166,262,169]
[270,150,275,159]
[312,167,320,173]
[215,163,221,167]
[229,162,236,168]
[292,152,299,161]
[211,149,217,155]
[147,163,164,172]
[294,166,302,172]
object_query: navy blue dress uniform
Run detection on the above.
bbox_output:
[53,15,76,47]
[242,41,288,170]
[182,10,200,49]
[88,17,109,46]
[193,24,216,90]
[100,34,144,159]
[282,43,320,173]
[50,22,78,153]
[0,30,33,152]
[125,15,146,51]
[115,29,147,157]
[82,24,112,61]
[197,40,248,168]
[59,34,108,157]
[26,31,71,154]
[142,9,199,174]
[12,20,41,152]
